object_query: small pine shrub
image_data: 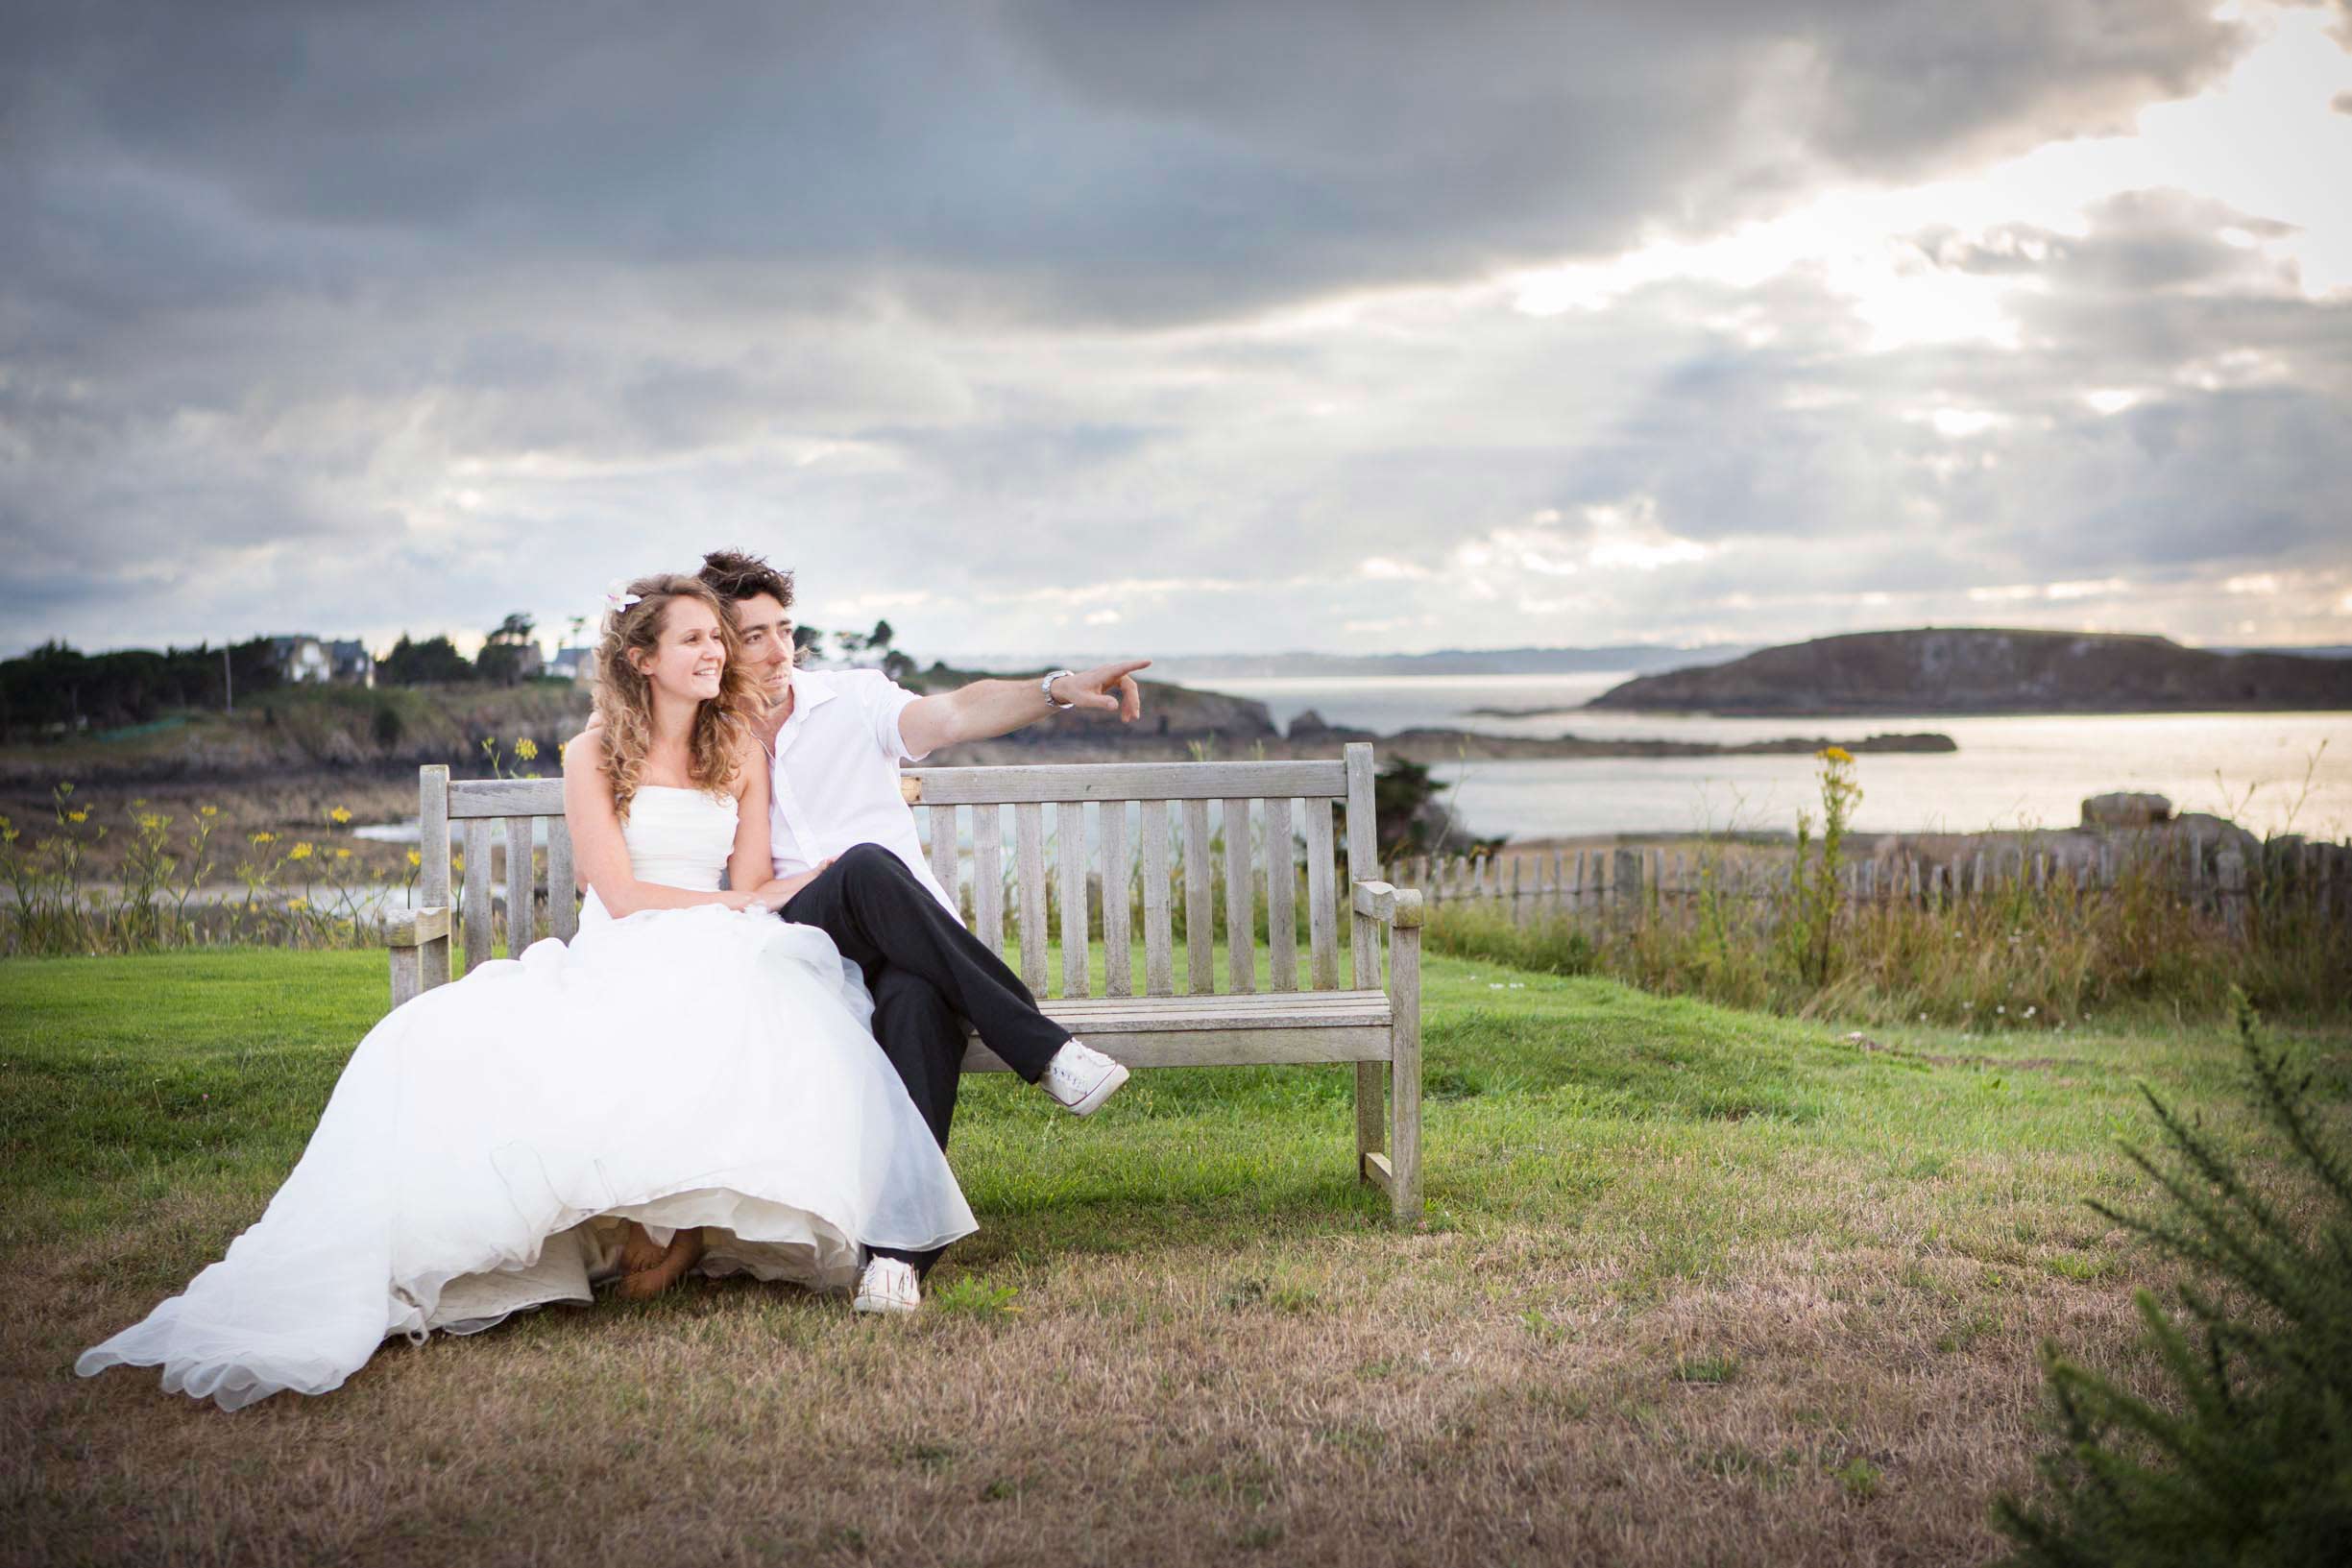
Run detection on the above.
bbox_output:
[1994,991,2352,1565]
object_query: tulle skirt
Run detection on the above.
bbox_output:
[76,899,975,1410]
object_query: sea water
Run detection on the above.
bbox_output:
[1199,674,2352,841]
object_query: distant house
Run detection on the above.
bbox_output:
[546,645,596,683]
[327,639,375,688]
[267,635,332,684]
[268,635,375,686]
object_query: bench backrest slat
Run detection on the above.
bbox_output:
[505,814,534,947]
[1304,797,1340,989]
[1101,798,1131,998]
[421,767,453,915]
[1265,795,1297,991]
[462,817,495,973]
[547,815,579,942]
[1014,800,1049,993]
[926,804,959,920]
[1141,802,1175,996]
[1223,798,1255,994]
[909,760,1345,805]
[1181,797,1214,996]
[1058,801,1089,999]
[972,802,1005,956]
[448,777,564,818]
[1346,746,1381,989]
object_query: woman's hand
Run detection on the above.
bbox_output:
[749,858,835,912]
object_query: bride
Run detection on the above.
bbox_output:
[77,573,975,1411]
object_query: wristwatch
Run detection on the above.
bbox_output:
[1041,668,1078,710]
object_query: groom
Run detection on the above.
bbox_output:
[698,549,1150,1315]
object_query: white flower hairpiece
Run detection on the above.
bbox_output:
[602,578,643,612]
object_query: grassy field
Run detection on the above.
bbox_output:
[4,948,2344,1567]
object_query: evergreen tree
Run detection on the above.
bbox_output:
[378,634,475,686]
[1996,990,2352,1565]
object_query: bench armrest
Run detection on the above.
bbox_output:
[387,905,451,948]
[1351,880,1424,929]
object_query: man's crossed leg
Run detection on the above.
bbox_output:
[778,842,1128,1311]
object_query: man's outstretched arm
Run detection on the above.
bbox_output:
[898,660,1150,756]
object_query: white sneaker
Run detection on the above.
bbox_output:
[1040,1039,1129,1117]
[853,1256,920,1315]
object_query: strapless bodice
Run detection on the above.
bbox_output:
[621,786,737,891]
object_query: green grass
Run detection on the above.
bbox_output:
[7,945,2346,1565]
[6,944,2339,1274]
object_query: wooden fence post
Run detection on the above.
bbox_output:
[1613,847,1645,921]
[2218,849,2247,939]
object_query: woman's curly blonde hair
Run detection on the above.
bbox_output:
[591,573,759,821]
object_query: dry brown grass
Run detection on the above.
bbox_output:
[8,1214,2157,1568]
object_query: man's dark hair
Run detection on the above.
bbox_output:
[697,548,794,611]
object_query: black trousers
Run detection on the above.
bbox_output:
[779,841,1071,1274]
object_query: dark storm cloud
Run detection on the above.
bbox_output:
[3,0,2248,326]
[1,0,2340,654]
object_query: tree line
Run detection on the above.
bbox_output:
[3,615,922,743]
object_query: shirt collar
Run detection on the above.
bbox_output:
[771,668,839,758]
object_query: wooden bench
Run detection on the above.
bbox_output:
[387,741,1423,1218]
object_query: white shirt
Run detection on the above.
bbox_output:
[766,668,958,918]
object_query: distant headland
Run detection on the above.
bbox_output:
[1586,628,2352,716]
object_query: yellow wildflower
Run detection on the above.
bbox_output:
[406,849,423,868]
[336,848,352,860]
[251,831,277,846]
[328,806,353,825]
[515,737,539,761]
[451,854,466,875]
[286,897,308,911]
[289,842,314,861]
[66,808,88,824]
[1821,746,1854,765]
[138,814,164,832]
[199,806,220,818]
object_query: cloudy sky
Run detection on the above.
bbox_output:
[5,0,2350,662]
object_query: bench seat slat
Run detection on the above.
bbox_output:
[960,988,1392,1071]
[962,1027,1391,1071]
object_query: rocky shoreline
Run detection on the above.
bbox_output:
[1,670,1959,785]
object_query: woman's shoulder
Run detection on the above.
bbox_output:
[564,726,606,770]
[728,732,769,797]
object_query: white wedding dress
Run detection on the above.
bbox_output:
[78,785,976,1411]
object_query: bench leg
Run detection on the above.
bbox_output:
[1354,1061,1386,1183]
[1387,928,1423,1222]
[389,944,420,1010]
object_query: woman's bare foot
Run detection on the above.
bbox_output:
[614,1226,706,1301]
[615,1220,669,1277]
